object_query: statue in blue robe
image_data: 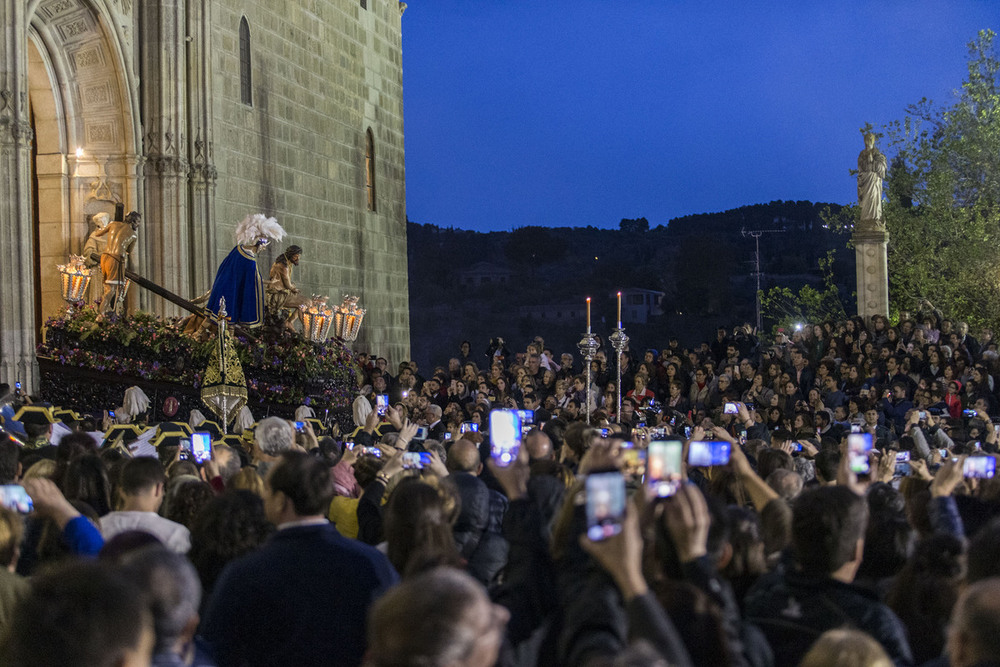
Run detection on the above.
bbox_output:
[207,245,264,327]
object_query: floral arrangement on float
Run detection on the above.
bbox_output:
[37,305,358,410]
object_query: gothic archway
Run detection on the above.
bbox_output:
[27,0,142,326]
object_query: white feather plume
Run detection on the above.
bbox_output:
[235,213,285,246]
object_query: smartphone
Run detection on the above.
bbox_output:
[963,409,978,418]
[359,446,382,458]
[651,426,668,440]
[963,456,996,479]
[516,410,535,426]
[402,452,424,469]
[791,441,803,452]
[635,421,647,429]
[344,441,355,451]
[848,433,873,474]
[0,485,33,514]
[687,441,731,467]
[414,426,429,440]
[376,394,389,416]
[939,448,948,458]
[724,402,738,415]
[620,441,646,478]
[894,450,911,477]
[745,402,755,412]
[443,432,452,441]
[460,422,479,434]
[109,410,116,419]
[600,428,610,438]
[294,421,305,432]
[191,432,212,464]
[684,426,692,438]
[489,410,522,467]
[919,411,927,420]
[401,390,409,399]
[178,438,191,461]
[647,440,684,498]
[585,471,627,541]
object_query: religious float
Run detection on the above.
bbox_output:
[37,214,365,430]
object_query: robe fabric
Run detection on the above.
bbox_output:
[207,246,263,326]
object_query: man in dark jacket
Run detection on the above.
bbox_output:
[448,439,508,587]
[200,451,398,666]
[745,486,913,667]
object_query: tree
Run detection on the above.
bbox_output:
[759,250,849,334]
[880,30,1000,329]
[619,217,649,233]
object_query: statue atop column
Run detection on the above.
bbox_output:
[857,132,887,228]
[92,210,141,315]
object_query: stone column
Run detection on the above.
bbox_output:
[141,0,190,315]
[0,3,39,390]
[185,0,216,296]
[853,226,890,322]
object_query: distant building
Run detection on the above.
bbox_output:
[616,288,665,324]
[517,303,585,323]
[457,262,513,287]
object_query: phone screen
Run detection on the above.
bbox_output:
[963,456,996,479]
[376,394,389,416]
[894,450,911,476]
[516,410,535,426]
[344,441,355,451]
[848,433,873,474]
[402,452,423,469]
[294,421,305,431]
[191,432,212,464]
[687,440,731,467]
[489,410,522,467]
[620,441,646,478]
[585,471,626,541]
[415,426,429,440]
[647,440,684,498]
[0,485,33,514]
[460,422,479,434]
[724,402,738,414]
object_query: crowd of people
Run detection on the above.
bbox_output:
[0,299,999,666]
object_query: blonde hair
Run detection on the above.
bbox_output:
[799,629,892,667]
[229,468,265,497]
[22,458,57,482]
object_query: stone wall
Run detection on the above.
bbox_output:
[210,0,410,364]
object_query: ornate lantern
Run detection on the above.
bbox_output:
[57,255,92,308]
[332,295,365,342]
[299,295,335,342]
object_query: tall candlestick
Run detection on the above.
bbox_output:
[617,291,622,328]
[586,297,591,331]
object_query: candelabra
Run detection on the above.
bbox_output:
[577,331,600,423]
[608,326,630,423]
[57,255,92,315]
[299,295,335,342]
[332,295,366,342]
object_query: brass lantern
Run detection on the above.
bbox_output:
[332,295,365,342]
[299,296,335,342]
[57,255,92,307]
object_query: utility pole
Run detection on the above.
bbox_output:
[741,227,786,333]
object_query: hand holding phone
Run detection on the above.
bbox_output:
[687,441,731,467]
[647,440,684,498]
[963,456,996,479]
[191,432,212,464]
[847,433,873,474]
[0,485,33,514]
[585,471,626,541]
[489,410,522,467]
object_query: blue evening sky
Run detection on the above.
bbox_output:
[401,1,997,231]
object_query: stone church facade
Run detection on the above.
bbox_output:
[0,0,410,390]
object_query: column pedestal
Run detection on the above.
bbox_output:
[853,225,889,323]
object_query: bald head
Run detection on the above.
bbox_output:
[525,429,553,461]
[949,578,1000,667]
[446,439,482,474]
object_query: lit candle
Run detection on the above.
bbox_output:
[586,297,591,331]
[617,291,622,328]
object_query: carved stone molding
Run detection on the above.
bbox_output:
[146,154,188,175]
